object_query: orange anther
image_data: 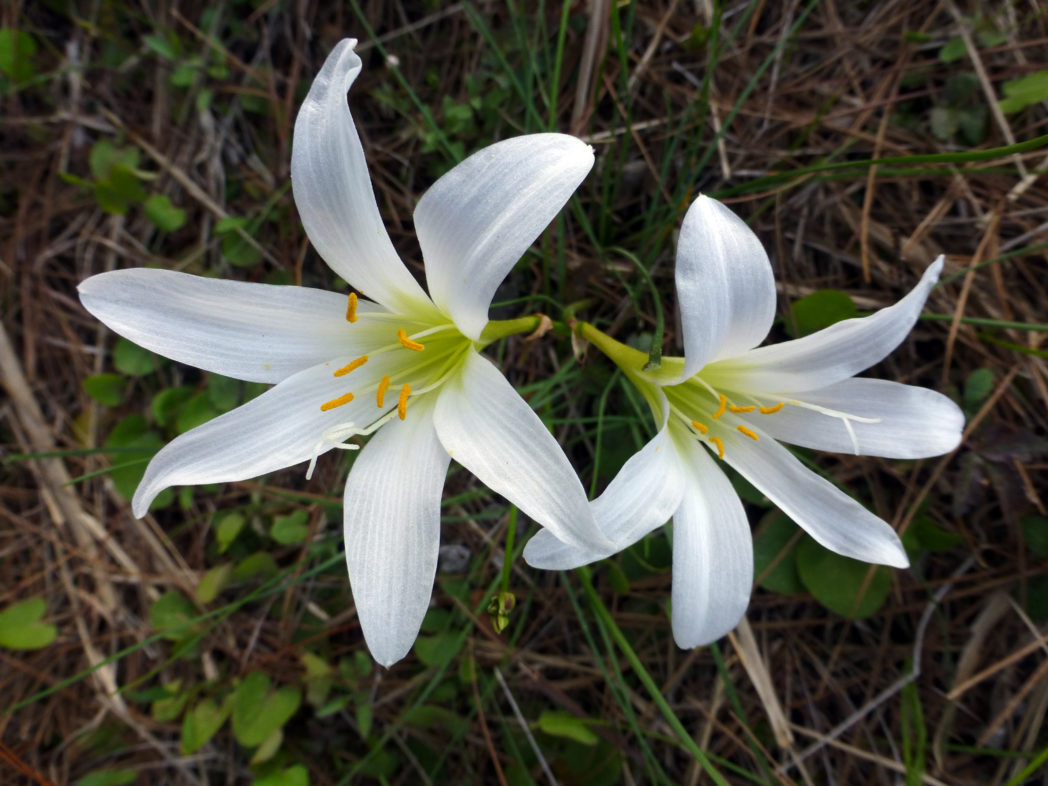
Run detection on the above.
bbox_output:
[345,292,358,323]
[321,392,355,412]
[334,355,368,377]
[376,375,391,408]
[397,384,411,420]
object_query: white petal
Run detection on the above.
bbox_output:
[416,134,593,341]
[716,256,944,393]
[433,350,612,551]
[79,269,389,383]
[343,398,450,666]
[756,378,964,458]
[523,423,686,569]
[131,356,398,516]
[291,38,437,316]
[722,425,909,568]
[670,439,753,648]
[674,195,777,380]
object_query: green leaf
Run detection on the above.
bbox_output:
[0,28,38,88]
[145,194,187,232]
[271,510,309,545]
[1021,515,1048,558]
[103,414,164,503]
[963,367,994,411]
[796,538,893,618]
[196,563,233,604]
[207,373,240,412]
[143,33,179,60]
[938,37,967,63]
[355,701,373,737]
[215,512,246,553]
[789,289,858,337]
[0,597,57,650]
[76,769,139,786]
[180,697,229,754]
[232,672,302,747]
[113,337,159,376]
[249,727,283,765]
[151,386,195,428]
[83,373,124,406]
[906,517,962,553]
[536,710,599,745]
[413,632,463,668]
[217,217,262,268]
[232,552,278,582]
[999,70,1048,114]
[752,511,804,594]
[176,392,218,434]
[402,705,468,738]
[253,764,309,786]
[149,591,197,640]
[151,683,189,722]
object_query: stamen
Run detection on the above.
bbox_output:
[345,292,358,323]
[709,436,725,459]
[728,404,756,413]
[376,375,391,407]
[397,384,411,420]
[712,394,727,419]
[737,425,759,441]
[333,355,368,377]
[759,402,785,414]
[690,420,709,435]
[320,392,355,412]
[397,329,425,351]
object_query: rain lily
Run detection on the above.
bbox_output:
[525,195,964,648]
[79,38,611,665]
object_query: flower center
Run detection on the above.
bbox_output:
[665,374,880,460]
[305,293,470,477]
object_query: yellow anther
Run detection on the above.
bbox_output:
[397,384,411,420]
[728,404,756,413]
[397,329,425,351]
[690,420,709,435]
[712,394,727,419]
[345,292,358,323]
[334,355,368,377]
[759,402,785,414]
[320,392,355,412]
[709,436,725,459]
[376,375,391,408]
[737,425,759,441]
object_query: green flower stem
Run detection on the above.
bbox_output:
[575,321,649,371]
[479,315,542,344]
[577,566,730,786]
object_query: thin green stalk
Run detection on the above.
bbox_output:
[920,314,1048,332]
[501,506,517,595]
[577,567,730,786]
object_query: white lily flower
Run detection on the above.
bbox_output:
[79,38,611,666]
[524,195,964,649]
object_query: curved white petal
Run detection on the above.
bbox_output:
[343,398,449,666]
[670,439,753,648]
[722,424,909,568]
[416,134,594,340]
[715,256,944,393]
[79,269,389,383]
[433,351,612,551]
[674,195,777,380]
[291,38,437,316]
[756,378,964,458]
[131,356,397,516]
[523,418,686,569]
